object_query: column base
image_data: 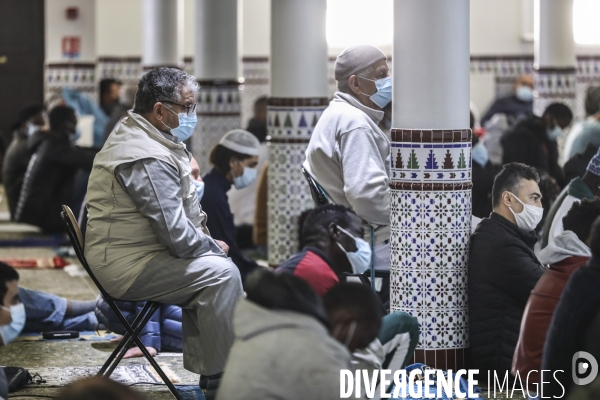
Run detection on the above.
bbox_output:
[389,128,472,372]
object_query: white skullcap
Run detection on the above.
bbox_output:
[334,44,387,82]
[219,129,260,156]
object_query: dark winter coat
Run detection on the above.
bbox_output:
[542,259,600,398]
[468,212,544,378]
[95,296,183,352]
[2,130,32,218]
[471,161,500,219]
[502,116,564,186]
[14,131,97,233]
[481,95,533,127]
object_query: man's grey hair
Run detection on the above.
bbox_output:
[337,65,374,94]
[133,67,199,114]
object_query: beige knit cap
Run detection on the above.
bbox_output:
[334,44,387,82]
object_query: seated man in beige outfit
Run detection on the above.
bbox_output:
[84,67,243,400]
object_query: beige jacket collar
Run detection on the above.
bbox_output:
[127,110,186,151]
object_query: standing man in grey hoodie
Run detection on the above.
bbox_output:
[303,44,392,273]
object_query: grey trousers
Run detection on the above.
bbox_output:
[122,250,244,375]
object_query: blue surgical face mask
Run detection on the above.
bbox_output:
[547,124,563,141]
[192,180,205,202]
[70,128,82,143]
[359,76,392,109]
[516,85,533,102]
[233,167,257,189]
[335,225,372,274]
[162,107,197,142]
[472,142,489,167]
[0,303,26,345]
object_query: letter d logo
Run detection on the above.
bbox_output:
[572,351,598,385]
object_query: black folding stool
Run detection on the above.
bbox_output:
[60,205,181,399]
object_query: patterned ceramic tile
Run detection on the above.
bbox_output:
[390,190,472,232]
[267,139,321,266]
[191,115,241,175]
[391,143,472,184]
[533,70,577,117]
[390,132,471,351]
[267,107,325,140]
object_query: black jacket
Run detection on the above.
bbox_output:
[471,161,500,219]
[481,95,533,127]
[2,130,32,218]
[542,259,600,398]
[502,116,564,186]
[14,131,97,233]
[468,212,544,378]
[201,168,258,282]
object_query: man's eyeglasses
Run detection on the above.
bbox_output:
[158,100,197,117]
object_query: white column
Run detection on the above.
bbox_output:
[533,0,577,116]
[194,0,239,79]
[193,0,242,174]
[267,0,328,266]
[142,0,183,68]
[390,0,471,370]
[535,0,576,69]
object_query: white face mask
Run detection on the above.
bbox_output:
[0,303,26,345]
[507,192,543,231]
[335,226,372,275]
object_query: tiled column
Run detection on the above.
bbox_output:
[576,56,600,120]
[267,0,328,266]
[142,0,183,69]
[391,0,471,370]
[533,0,577,116]
[193,0,241,173]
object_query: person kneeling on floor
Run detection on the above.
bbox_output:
[217,269,384,400]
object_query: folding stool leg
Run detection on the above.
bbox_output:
[104,302,159,377]
[129,333,182,399]
[99,302,157,376]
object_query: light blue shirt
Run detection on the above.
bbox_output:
[563,117,600,163]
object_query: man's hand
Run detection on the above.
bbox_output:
[190,156,201,181]
[216,240,229,255]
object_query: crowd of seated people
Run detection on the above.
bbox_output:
[468,75,600,399]
[3,104,98,232]
[6,43,600,400]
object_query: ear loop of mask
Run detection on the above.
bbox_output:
[0,305,9,312]
[345,320,357,347]
[332,320,357,347]
[159,104,176,131]
[355,76,377,98]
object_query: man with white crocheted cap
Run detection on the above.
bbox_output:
[303,44,392,277]
[201,129,261,282]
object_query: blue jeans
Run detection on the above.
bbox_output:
[19,287,97,332]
